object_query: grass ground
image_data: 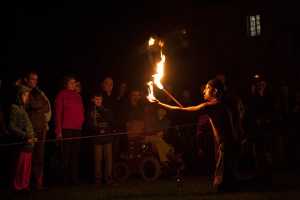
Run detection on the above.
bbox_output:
[2,168,299,200]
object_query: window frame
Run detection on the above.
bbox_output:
[246,14,261,37]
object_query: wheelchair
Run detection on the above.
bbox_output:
[113,120,182,181]
[114,137,161,181]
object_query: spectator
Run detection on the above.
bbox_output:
[116,80,129,104]
[243,74,276,174]
[144,104,183,170]
[23,70,51,191]
[75,80,82,93]
[120,87,148,151]
[101,77,122,168]
[8,84,36,197]
[215,72,245,136]
[54,74,85,185]
[85,90,117,185]
[179,87,193,107]
[122,87,147,123]
[75,79,90,109]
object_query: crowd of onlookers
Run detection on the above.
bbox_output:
[0,69,299,196]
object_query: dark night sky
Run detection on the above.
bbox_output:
[3,0,236,97]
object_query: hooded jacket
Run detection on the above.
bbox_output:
[8,84,35,152]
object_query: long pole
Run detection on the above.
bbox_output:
[161,88,183,108]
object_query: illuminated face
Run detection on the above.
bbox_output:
[66,78,76,90]
[102,78,113,93]
[22,91,30,104]
[203,84,214,101]
[92,96,103,107]
[75,81,81,93]
[130,91,141,104]
[26,73,38,89]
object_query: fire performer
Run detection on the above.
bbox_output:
[148,79,245,192]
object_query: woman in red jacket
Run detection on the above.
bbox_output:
[54,74,84,185]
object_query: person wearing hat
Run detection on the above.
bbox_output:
[149,79,244,191]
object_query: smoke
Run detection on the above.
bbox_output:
[139,27,188,64]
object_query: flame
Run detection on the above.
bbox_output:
[145,36,184,107]
[153,52,165,89]
[148,37,155,46]
[146,81,156,102]
[147,37,165,101]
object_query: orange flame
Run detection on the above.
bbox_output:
[146,37,165,101]
[153,52,165,89]
[146,81,156,102]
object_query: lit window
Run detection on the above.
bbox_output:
[247,14,261,37]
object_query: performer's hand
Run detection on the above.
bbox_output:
[146,95,158,103]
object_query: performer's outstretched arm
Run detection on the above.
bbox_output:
[158,101,207,112]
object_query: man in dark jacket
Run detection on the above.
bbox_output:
[24,71,51,190]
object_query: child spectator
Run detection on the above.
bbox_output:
[8,84,36,197]
[85,90,117,185]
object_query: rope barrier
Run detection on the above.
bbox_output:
[0,123,198,147]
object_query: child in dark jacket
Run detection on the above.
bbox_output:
[85,89,117,185]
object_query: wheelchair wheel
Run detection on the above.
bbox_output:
[139,156,161,181]
[114,161,131,181]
